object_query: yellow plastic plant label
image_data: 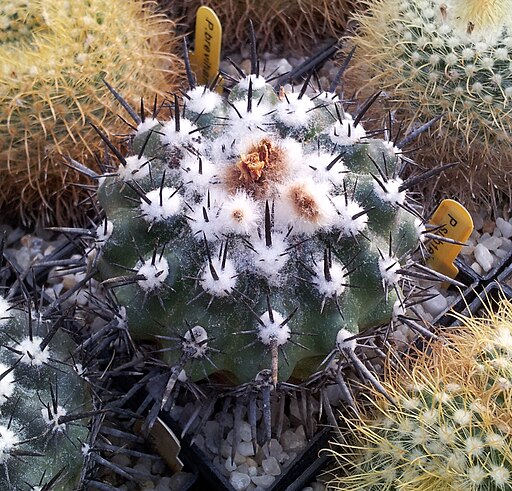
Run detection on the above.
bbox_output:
[426,199,473,279]
[189,6,222,86]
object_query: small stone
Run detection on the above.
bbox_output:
[154,477,172,491]
[225,457,237,472]
[481,236,502,251]
[237,441,256,457]
[262,456,281,476]
[311,483,327,491]
[268,439,283,458]
[497,217,512,238]
[474,243,494,272]
[495,248,509,259]
[247,465,258,477]
[151,458,166,475]
[422,292,448,317]
[470,261,483,275]
[239,421,253,442]
[262,58,292,77]
[470,210,484,230]
[111,453,131,468]
[251,474,276,488]
[230,471,251,491]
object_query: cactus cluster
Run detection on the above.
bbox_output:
[0,0,183,225]
[0,291,92,490]
[86,48,448,399]
[327,295,512,490]
[348,0,512,201]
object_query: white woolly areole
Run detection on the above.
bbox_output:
[237,74,267,90]
[137,257,169,291]
[95,220,113,245]
[16,336,50,366]
[218,191,260,235]
[315,91,339,105]
[275,92,314,128]
[392,299,406,320]
[200,257,237,297]
[336,328,357,352]
[160,118,198,146]
[186,86,222,114]
[329,117,366,145]
[373,177,406,205]
[229,99,271,134]
[308,151,347,185]
[257,310,290,346]
[180,154,217,193]
[379,255,402,286]
[140,187,182,223]
[330,196,368,236]
[0,363,14,402]
[42,404,67,432]
[276,178,335,235]
[0,425,18,463]
[118,155,150,181]
[182,325,208,358]
[252,232,289,285]
[135,117,159,136]
[313,259,347,297]
[415,218,427,242]
[0,296,10,327]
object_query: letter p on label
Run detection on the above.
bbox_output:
[426,199,473,280]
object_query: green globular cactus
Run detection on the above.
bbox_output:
[0,294,91,490]
[326,297,512,491]
[348,0,512,201]
[93,63,429,389]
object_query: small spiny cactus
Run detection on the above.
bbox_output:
[85,42,452,405]
[347,0,512,202]
[0,290,93,490]
[327,295,512,490]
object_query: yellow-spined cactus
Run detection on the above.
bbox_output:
[0,0,183,225]
[327,295,512,490]
[347,0,512,204]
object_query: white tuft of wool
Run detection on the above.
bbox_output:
[200,256,237,297]
[118,155,151,181]
[329,116,366,145]
[180,153,217,194]
[218,191,261,235]
[137,257,169,291]
[182,325,209,358]
[0,425,18,463]
[186,86,222,114]
[135,117,159,136]
[95,220,113,245]
[275,92,314,128]
[41,404,68,432]
[308,151,347,186]
[160,118,198,146]
[373,177,406,205]
[330,196,368,236]
[16,336,51,366]
[0,363,14,401]
[336,328,357,352]
[237,74,267,90]
[140,187,182,223]
[257,310,290,346]
[313,258,348,298]
[379,254,402,286]
[251,232,289,285]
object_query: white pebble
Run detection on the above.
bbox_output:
[497,217,512,238]
[421,293,448,317]
[237,441,256,457]
[230,471,251,491]
[262,456,281,476]
[225,457,237,472]
[474,243,494,272]
[470,261,483,275]
[481,236,502,251]
[251,474,276,488]
[239,421,253,442]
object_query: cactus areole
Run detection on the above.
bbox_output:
[96,72,426,386]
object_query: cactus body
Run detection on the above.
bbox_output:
[327,297,512,490]
[95,72,426,386]
[0,295,90,490]
[0,0,182,224]
[349,0,512,201]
